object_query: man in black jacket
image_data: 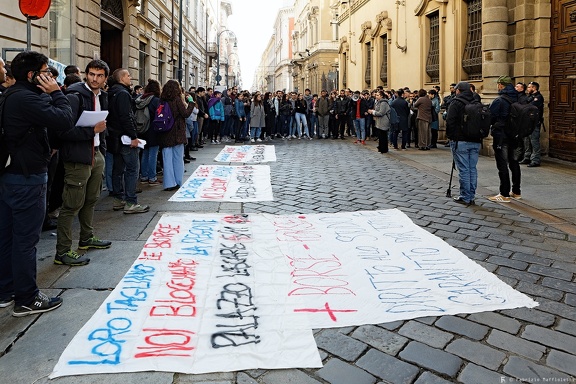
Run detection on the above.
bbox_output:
[446,81,481,206]
[521,81,545,167]
[107,68,149,214]
[333,89,350,139]
[0,51,74,316]
[54,60,112,266]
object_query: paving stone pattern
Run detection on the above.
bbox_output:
[1,139,575,383]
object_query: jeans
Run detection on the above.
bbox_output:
[354,117,366,140]
[0,179,46,306]
[222,116,234,138]
[294,112,309,136]
[162,144,185,189]
[450,141,481,203]
[112,145,140,205]
[309,114,317,137]
[57,151,105,254]
[493,139,521,196]
[141,145,159,182]
[251,126,262,139]
[523,123,541,165]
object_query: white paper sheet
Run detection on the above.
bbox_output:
[121,135,146,149]
[75,111,108,127]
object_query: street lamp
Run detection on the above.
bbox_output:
[216,29,237,86]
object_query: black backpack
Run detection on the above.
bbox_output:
[455,99,491,142]
[501,96,540,139]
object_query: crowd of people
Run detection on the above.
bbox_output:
[0,51,544,318]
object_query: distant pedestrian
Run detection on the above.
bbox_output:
[413,89,433,150]
[521,81,544,168]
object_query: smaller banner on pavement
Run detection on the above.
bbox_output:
[214,145,277,163]
[169,165,273,202]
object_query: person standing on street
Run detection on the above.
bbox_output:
[107,68,149,213]
[0,51,74,316]
[369,90,391,153]
[521,81,545,168]
[316,90,331,139]
[54,59,112,266]
[488,75,521,203]
[446,82,481,206]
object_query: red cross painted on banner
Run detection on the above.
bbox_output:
[294,302,357,322]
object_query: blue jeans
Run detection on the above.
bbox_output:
[251,126,262,139]
[354,117,366,140]
[0,178,46,306]
[112,145,140,205]
[309,114,318,137]
[451,141,481,203]
[294,112,309,136]
[162,144,185,189]
[141,145,159,182]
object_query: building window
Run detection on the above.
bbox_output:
[49,0,72,64]
[139,41,148,86]
[462,0,482,80]
[380,35,388,87]
[365,42,371,88]
[158,51,165,85]
[425,12,440,83]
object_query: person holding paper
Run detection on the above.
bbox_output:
[54,60,112,266]
[107,68,150,213]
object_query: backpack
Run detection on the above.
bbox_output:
[388,105,400,125]
[152,101,175,132]
[134,95,153,134]
[455,99,491,142]
[501,96,539,139]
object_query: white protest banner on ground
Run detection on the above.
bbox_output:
[50,213,321,378]
[264,209,538,328]
[52,209,538,378]
[214,145,277,163]
[169,165,273,202]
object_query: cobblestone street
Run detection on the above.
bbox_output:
[1,138,575,384]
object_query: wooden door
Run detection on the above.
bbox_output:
[550,0,576,161]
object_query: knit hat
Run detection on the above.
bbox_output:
[496,75,513,85]
[455,81,470,92]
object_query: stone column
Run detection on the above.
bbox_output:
[482,0,509,101]
[481,0,509,155]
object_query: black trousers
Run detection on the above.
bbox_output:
[493,139,522,196]
[376,128,389,153]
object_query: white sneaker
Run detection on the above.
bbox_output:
[256,138,262,142]
[488,194,511,203]
[250,138,255,143]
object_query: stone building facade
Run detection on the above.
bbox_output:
[279,0,575,161]
[0,0,241,91]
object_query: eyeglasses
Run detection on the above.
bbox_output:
[37,69,53,76]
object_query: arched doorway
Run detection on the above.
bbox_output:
[101,0,125,73]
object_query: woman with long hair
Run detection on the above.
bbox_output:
[250,93,265,143]
[157,80,194,191]
[294,93,311,139]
